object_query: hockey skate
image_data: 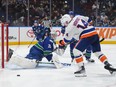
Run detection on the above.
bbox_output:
[74,66,87,77]
[86,58,95,63]
[104,64,116,75]
[8,48,14,61]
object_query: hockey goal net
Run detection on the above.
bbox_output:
[0,23,9,68]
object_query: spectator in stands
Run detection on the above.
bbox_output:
[42,16,52,28]
[0,0,115,26]
[102,17,109,27]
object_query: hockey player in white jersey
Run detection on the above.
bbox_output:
[59,14,116,77]
[61,11,95,63]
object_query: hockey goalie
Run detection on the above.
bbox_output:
[7,30,66,69]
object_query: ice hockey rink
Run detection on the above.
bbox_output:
[0,44,116,87]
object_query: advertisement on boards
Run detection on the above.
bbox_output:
[8,27,116,45]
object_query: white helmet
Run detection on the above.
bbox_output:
[60,14,71,26]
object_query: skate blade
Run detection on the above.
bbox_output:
[110,71,116,75]
[75,74,87,77]
[88,60,95,63]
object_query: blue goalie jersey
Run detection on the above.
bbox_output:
[26,36,56,61]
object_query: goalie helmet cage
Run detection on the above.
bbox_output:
[0,23,9,68]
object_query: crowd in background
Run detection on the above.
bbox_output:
[0,0,116,27]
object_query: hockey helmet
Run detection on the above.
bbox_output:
[60,14,71,26]
[33,20,38,26]
[69,11,74,18]
[69,11,74,16]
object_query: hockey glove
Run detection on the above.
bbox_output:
[58,40,66,49]
[59,40,65,46]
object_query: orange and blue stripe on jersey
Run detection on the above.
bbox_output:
[80,27,98,39]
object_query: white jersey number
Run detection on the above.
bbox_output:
[73,18,88,29]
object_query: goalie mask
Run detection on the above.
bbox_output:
[60,14,71,26]
[51,30,57,40]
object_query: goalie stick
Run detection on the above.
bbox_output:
[28,37,36,48]
[37,61,71,66]
[99,38,105,42]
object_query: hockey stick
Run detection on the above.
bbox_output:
[54,38,105,52]
[28,37,36,48]
[99,38,105,42]
[38,61,71,66]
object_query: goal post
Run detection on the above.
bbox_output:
[0,23,9,68]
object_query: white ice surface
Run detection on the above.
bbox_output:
[0,44,116,87]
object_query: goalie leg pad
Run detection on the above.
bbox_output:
[52,53,63,69]
[54,48,66,56]
[9,56,37,69]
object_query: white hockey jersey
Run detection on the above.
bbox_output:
[64,15,97,41]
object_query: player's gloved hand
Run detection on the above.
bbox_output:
[59,40,65,46]
[58,40,66,49]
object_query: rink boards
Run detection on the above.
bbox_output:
[7,27,116,45]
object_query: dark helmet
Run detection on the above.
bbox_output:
[69,11,74,16]
[33,20,38,26]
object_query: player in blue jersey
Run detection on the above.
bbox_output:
[32,20,45,41]
[61,11,94,63]
[28,20,54,62]
[32,20,52,42]
[8,30,63,69]
[26,33,56,62]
